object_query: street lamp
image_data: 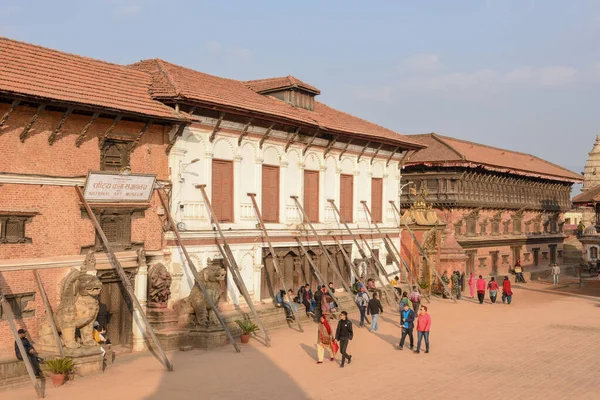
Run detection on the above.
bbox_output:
[178,158,200,182]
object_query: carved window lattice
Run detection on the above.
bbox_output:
[0,292,35,320]
[501,254,509,265]
[95,211,133,251]
[0,215,33,244]
[466,216,477,236]
[513,217,522,234]
[503,221,510,235]
[454,220,463,236]
[101,140,131,171]
[491,219,500,236]
[478,257,487,269]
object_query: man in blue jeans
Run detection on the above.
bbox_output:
[355,287,369,327]
[398,303,415,350]
[367,292,383,332]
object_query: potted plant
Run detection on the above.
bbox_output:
[44,357,74,387]
[236,319,259,343]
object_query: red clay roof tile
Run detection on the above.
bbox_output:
[406,133,582,183]
[0,37,179,121]
[245,76,321,94]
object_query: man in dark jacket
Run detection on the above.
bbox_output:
[298,284,314,316]
[399,303,415,350]
[15,329,42,377]
[335,311,353,368]
[367,292,383,332]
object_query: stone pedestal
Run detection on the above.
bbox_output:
[189,325,229,349]
[147,308,178,331]
[40,346,104,376]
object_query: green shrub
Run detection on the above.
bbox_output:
[44,357,74,375]
[236,319,259,335]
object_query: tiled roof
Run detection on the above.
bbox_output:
[406,133,582,183]
[245,76,321,94]
[129,59,425,149]
[573,185,600,204]
[0,37,179,121]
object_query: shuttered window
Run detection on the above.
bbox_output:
[262,165,280,223]
[340,174,353,223]
[303,170,319,222]
[371,178,383,223]
[212,160,234,222]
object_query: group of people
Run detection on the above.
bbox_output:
[277,282,340,321]
[470,273,514,304]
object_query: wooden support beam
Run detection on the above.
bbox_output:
[302,129,319,156]
[337,138,354,160]
[0,99,20,130]
[48,107,73,145]
[356,141,371,163]
[385,146,400,166]
[369,143,384,165]
[284,127,301,152]
[209,112,225,142]
[165,123,186,154]
[19,104,45,142]
[323,135,338,157]
[131,119,153,150]
[259,122,275,149]
[237,118,254,146]
[98,115,122,148]
[75,112,100,147]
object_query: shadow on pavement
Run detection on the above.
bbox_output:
[300,343,317,361]
[373,332,398,349]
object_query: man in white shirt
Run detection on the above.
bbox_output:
[551,263,560,285]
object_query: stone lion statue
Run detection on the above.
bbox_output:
[174,258,227,327]
[38,269,102,349]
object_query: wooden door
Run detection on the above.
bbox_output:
[340,174,353,223]
[303,170,319,222]
[212,159,234,222]
[99,281,132,347]
[262,165,280,223]
[371,178,383,223]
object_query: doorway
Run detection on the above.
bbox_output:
[98,276,133,347]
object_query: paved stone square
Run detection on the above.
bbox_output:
[3,285,600,400]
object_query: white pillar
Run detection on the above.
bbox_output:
[132,265,148,352]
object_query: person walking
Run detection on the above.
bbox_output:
[451,271,460,298]
[335,311,353,368]
[458,272,464,299]
[468,273,475,299]
[409,286,421,315]
[476,275,486,304]
[488,277,499,304]
[399,291,412,311]
[415,305,431,354]
[502,276,513,304]
[316,315,335,364]
[355,287,369,327]
[367,292,383,332]
[552,263,561,285]
[398,303,415,351]
[14,329,43,378]
[328,282,338,312]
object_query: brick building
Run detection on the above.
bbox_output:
[0,38,181,353]
[400,133,582,281]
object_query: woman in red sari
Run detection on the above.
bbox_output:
[502,276,513,304]
[316,315,335,363]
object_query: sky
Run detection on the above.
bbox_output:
[1,0,599,194]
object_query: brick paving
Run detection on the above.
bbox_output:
[3,286,600,400]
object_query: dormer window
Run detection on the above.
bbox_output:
[245,76,320,111]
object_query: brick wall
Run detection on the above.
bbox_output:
[0,104,169,180]
[0,268,68,353]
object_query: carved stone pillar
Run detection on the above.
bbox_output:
[132,264,148,352]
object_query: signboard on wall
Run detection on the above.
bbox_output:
[83,172,156,203]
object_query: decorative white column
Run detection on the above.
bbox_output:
[132,265,148,352]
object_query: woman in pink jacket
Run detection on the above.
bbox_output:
[415,305,431,354]
[476,275,486,304]
[468,273,475,298]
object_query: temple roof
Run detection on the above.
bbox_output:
[573,184,600,204]
[0,37,180,121]
[245,76,321,95]
[581,135,600,192]
[130,59,425,149]
[405,133,582,183]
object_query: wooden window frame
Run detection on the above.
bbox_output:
[0,214,34,244]
[371,177,383,223]
[339,174,354,223]
[100,139,131,172]
[0,292,35,320]
[262,164,280,223]
[212,159,235,223]
[303,170,320,223]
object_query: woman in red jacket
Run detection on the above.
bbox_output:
[415,306,431,354]
[487,277,499,304]
[476,275,486,304]
[502,276,513,304]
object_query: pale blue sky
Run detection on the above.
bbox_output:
[2,0,598,192]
